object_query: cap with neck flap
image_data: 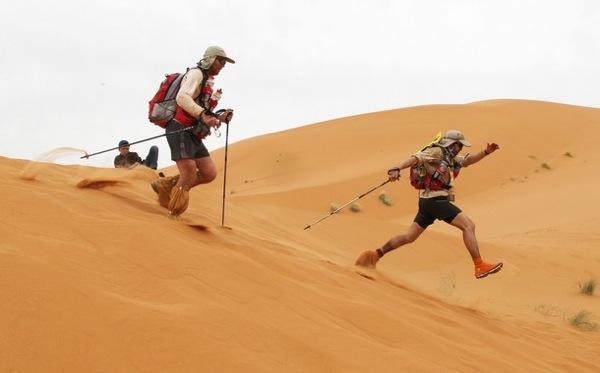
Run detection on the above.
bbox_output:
[198,46,235,69]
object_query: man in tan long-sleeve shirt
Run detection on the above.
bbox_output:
[151,46,234,217]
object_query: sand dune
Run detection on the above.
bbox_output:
[1,100,599,372]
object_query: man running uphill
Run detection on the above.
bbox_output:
[355,130,503,279]
[151,46,234,218]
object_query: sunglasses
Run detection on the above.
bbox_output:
[450,142,463,151]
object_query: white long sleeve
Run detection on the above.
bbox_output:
[175,68,205,119]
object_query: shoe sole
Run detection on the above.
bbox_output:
[476,262,503,279]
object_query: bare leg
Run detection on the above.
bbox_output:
[379,222,426,256]
[449,213,481,260]
[450,213,504,278]
[192,157,217,186]
[355,223,426,267]
[174,159,199,191]
[174,157,218,190]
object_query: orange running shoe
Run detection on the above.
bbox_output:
[475,261,503,279]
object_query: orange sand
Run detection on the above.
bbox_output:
[1,100,599,372]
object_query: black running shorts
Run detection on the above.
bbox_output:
[413,196,462,229]
[165,120,210,161]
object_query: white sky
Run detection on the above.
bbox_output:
[1,0,599,168]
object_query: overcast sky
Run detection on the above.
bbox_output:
[1,0,598,168]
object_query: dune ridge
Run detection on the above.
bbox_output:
[1,99,599,372]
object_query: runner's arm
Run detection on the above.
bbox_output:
[395,156,418,170]
[462,143,499,167]
[388,156,418,181]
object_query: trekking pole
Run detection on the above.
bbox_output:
[80,126,194,159]
[80,109,226,159]
[219,110,234,227]
[303,179,390,230]
[220,121,230,227]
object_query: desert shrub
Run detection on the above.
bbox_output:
[379,191,393,206]
[579,279,596,296]
[569,311,597,331]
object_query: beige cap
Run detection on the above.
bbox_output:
[199,46,235,69]
[438,129,471,147]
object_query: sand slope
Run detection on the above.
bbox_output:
[1,100,599,372]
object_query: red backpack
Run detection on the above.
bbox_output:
[148,73,186,128]
[409,157,454,191]
[409,141,460,191]
[148,67,209,128]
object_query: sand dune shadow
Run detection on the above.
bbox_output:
[186,224,209,232]
[76,179,129,189]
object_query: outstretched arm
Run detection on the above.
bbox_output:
[387,156,418,181]
[463,143,500,167]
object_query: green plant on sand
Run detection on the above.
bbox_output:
[569,311,598,331]
[379,191,393,206]
[579,279,596,296]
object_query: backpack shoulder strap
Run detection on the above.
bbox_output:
[199,68,209,91]
[420,131,443,151]
[186,66,209,86]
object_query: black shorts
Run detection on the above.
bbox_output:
[165,120,210,161]
[413,196,462,229]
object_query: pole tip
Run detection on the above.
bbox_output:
[304,225,311,230]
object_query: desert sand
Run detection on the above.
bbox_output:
[1,99,599,372]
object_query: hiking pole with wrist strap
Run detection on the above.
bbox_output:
[220,111,233,227]
[304,179,390,230]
